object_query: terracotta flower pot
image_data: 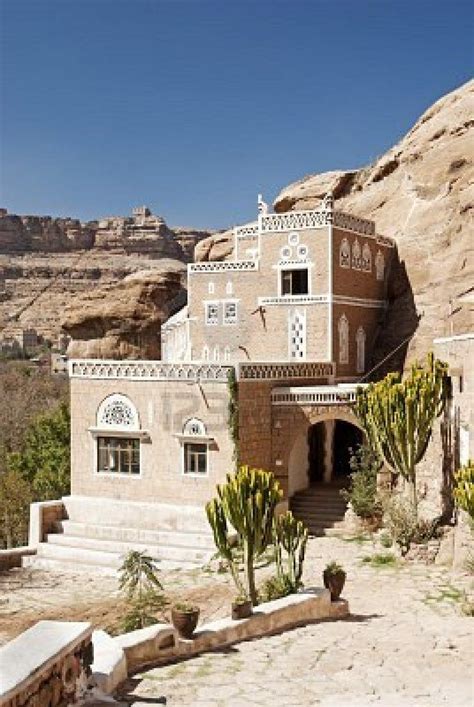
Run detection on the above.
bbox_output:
[323,570,346,601]
[231,599,253,620]
[171,607,200,639]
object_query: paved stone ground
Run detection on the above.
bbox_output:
[117,536,474,707]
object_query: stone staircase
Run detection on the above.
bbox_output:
[289,483,348,536]
[23,496,216,575]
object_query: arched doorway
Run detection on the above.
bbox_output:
[305,417,363,487]
[333,420,363,479]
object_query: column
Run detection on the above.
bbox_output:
[323,419,335,483]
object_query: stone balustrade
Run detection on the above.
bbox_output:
[0,621,93,707]
[271,384,364,405]
[68,360,234,382]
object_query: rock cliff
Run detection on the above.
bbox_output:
[0,207,213,344]
[198,79,474,365]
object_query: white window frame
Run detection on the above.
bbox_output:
[91,394,145,479]
[178,418,211,477]
[375,250,385,280]
[338,314,349,365]
[356,326,366,373]
[223,299,238,325]
[288,309,307,361]
[279,265,311,297]
[96,436,141,477]
[204,301,219,326]
[339,238,350,269]
[362,243,372,272]
[352,239,362,270]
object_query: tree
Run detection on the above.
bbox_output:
[0,468,33,548]
[207,465,282,604]
[355,353,448,515]
[8,401,71,500]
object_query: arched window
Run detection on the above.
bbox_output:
[223,345,231,362]
[96,395,141,475]
[356,326,366,373]
[202,345,209,361]
[208,281,215,294]
[362,243,372,272]
[339,238,350,268]
[375,250,385,280]
[338,314,349,365]
[226,280,233,295]
[352,239,362,270]
[182,418,209,475]
[213,345,220,362]
[97,394,139,431]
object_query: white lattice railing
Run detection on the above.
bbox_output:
[260,209,331,233]
[333,211,375,236]
[189,260,258,274]
[258,295,328,307]
[69,360,234,382]
[239,362,334,381]
[234,222,259,237]
[271,384,364,405]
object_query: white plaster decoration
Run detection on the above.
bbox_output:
[69,360,233,382]
[376,234,394,247]
[202,345,210,361]
[271,385,362,406]
[332,295,386,309]
[238,362,334,380]
[339,238,350,268]
[213,346,220,362]
[223,346,231,362]
[234,222,259,237]
[205,302,219,326]
[189,261,258,274]
[297,244,308,259]
[362,243,372,272]
[356,326,366,374]
[289,310,307,361]
[97,394,140,431]
[375,250,385,280]
[258,295,327,306]
[338,314,349,365]
[226,280,233,295]
[258,193,269,215]
[288,232,300,246]
[183,418,207,437]
[260,208,331,233]
[208,282,215,295]
[223,300,238,325]
[280,245,292,260]
[352,239,362,270]
[333,211,375,235]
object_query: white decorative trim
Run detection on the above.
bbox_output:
[258,295,328,306]
[289,309,306,361]
[338,314,349,365]
[339,237,350,268]
[434,332,474,344]
[352,239,362,270]
[97,393,140,431]
[375,250,385,281]
[183,418,207,437]
[238,361,334,380]
[333,295,386,309]
[204,301,219,326]
[260,208,331,233]
[235,222,259,237]
[69,360,234,382]
[189,260,258,274]
[271,384,365,406]
[333,211,375,236]
[356,326,366,374]
[88,427,150,440]
[362,243,372,272]
[223,299,238,325]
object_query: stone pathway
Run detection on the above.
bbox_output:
[118,536,474,707]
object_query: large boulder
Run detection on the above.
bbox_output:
[274,79,474,361]
[62,262,186,359]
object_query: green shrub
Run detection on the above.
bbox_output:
[383,496,438,555]
[341,444,382,519]
[453,460,474,519]
[362,552,397,567]
[118,550,167,632]
[260,574,294,602]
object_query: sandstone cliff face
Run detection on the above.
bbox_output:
[0,208,211,342]
[62,263,186,359]
[197,80,474,365]
[274,80,474,362]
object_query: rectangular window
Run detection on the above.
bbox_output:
[223,300,238,325]
[205,302,219,325]
[281,269,309,296]
[97,437,140,475]
[184,443,208,475]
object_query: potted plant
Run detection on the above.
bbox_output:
[171,602,200,639]
[323,561,346,601]
[231,594,252,620]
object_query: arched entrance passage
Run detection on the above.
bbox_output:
[287,411,364,494]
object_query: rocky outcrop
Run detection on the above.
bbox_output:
[62,262,186,359]
[0,207,211,342]
[194,228,234,262]
[274,80,474,362]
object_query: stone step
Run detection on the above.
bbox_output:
[56,520,215,550]
[290,502,346,512]
[22,554,118,576]
[45,532,213,565]
[290,506,346,517]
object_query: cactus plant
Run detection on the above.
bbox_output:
[274,511,308,591]
[206,465,283,604]
[453,460,474,520]
[355,353,448,515]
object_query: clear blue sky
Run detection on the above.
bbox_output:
[1,0,472,229]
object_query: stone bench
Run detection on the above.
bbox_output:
[0,620,93,707]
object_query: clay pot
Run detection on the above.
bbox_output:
[231,599,253,620]
[323,570,346,601]
[171,606,200,639]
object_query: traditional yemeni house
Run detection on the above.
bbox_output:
[26,195,399,571]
